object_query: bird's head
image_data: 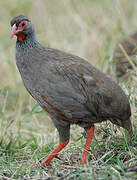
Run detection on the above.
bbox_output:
[10,15,34,41]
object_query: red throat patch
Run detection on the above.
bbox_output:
[17,33,26,41]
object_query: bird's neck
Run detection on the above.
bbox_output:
[16,33,39,52]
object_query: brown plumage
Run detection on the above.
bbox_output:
[10,15,132,167]
[113,32,137,77]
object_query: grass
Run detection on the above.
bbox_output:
[0,0,137,179]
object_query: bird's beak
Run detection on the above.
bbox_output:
[10,24,17,38]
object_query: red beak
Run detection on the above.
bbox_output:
[10,24,17,38]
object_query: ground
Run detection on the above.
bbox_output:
[0,0,137,179]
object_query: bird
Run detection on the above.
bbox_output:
[10,15,132,167]
[113,32,137,77]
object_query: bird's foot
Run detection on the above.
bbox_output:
[35,140,69,168]
[69,161,83,166]
[35,161,52,168]
[80,160,87,165]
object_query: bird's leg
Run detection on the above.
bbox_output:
[36,140,69,167]
[36,123,70,168]
[80,125,95,164]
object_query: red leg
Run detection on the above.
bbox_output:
[80,126,95,164]
[36,140,69,168]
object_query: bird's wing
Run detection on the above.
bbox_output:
[52,56,113,119]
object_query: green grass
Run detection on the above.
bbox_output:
[0,0,137,179]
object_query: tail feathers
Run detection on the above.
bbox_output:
[110,117,133,135]
[121,118,133,135]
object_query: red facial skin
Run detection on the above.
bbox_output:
[10,20,28,41]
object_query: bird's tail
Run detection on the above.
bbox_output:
[121,118,133,135]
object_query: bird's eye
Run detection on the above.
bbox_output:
[22,22,25,26]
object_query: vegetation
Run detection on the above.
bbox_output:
[0,0,136,179]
